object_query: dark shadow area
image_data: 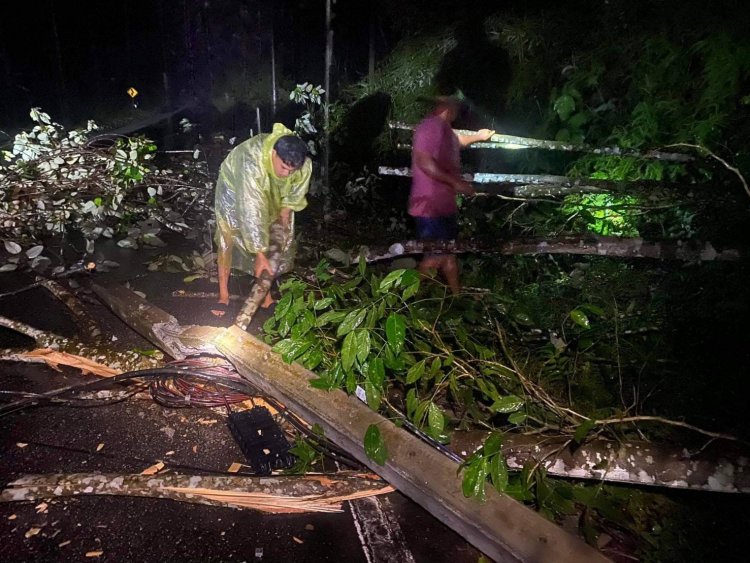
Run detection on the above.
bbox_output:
[434,16,512,121]
[331,92,392,171]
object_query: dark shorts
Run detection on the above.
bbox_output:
[414,215,458,241]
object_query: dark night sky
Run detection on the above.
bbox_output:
[0,0,380,129]
[1,0,748,132]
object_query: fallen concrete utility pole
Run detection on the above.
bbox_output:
[389,121,693,162]
[2,473,393,514]
[93,283,609,563]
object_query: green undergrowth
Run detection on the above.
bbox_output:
[261,253,750,557]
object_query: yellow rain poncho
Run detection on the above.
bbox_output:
[214,123,312,274]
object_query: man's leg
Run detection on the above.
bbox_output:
[439,254,460,295]
[213,228,233,316]
[418,254,460,295]
[415,216,460,295]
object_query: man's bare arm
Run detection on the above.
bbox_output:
[413,150,474,195]
[457,128,495,147]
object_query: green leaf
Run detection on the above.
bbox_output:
[489,395,524,414]
[262,316,277,335]
[400,270,420,300]
[554,94,576,121]
[476,378,500,401]
[462,460,480,498]
[489,453,509,492]
[364,381,382,411]
[281,338,313,363]
[341,331,358,371]
[573,419,596,444]
[315,309,347,328]
[358,255,367,277]
[461,458,488,501]
[508,412,527,425]
[569,308,591,328]
[406,360,426,384]
[182,274,203,283]
[313,297,334,310]
[300,347,324,370]
[379,269,405,292]
[402,278,420,301]
[580,303,606,317]
[405,388,418,419]
[355,329,371,365]
[429,357,442,379]
[414,400,430,427]
[337,308,367,337]
[274,293,293,320]
[385,313,406,355]
[512,311,534,326]
[483,432,504,457]
[290,309,315,339]
[367,357,385,388]
[427,402,444,435]
[364,424,388,465]
[271,338,294,356]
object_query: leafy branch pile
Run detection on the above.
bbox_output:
[262,257,690,487]
[1,108,213,256]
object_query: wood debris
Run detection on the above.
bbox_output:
[17,348,120,377]
[140,462,165,476]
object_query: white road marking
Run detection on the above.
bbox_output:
[350,495,416,563]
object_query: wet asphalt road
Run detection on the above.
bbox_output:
[0,239,483,563]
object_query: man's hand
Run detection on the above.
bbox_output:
[279,207,292,229]
[254,251,272,280]
[476,129,495,142]
[453,179,476,196]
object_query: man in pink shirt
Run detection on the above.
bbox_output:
[409,96,494,294]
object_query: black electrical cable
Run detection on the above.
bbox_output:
[0,365,361,468]
[0,367,254,417]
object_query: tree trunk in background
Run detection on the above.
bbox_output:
[323,0,334,211]
[48,0,68,121]
[183,0,196,98]
[270,13,277,117]
[368,3,376,80]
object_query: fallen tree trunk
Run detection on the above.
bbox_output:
[366,236,742,263]
[451,432,750,494]
[0,315,162,375]
[94,283,608,563]
[378,165,704,198]
[1,472,392,514]
[389,121,693,162]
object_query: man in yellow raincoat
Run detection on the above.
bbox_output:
[213,123,312,316]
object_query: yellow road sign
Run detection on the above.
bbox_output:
[127,87,139,98]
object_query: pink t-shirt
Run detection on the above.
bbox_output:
[408,114,460,218]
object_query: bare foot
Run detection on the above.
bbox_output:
[211,301,230,317]
[260,293,275,309]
